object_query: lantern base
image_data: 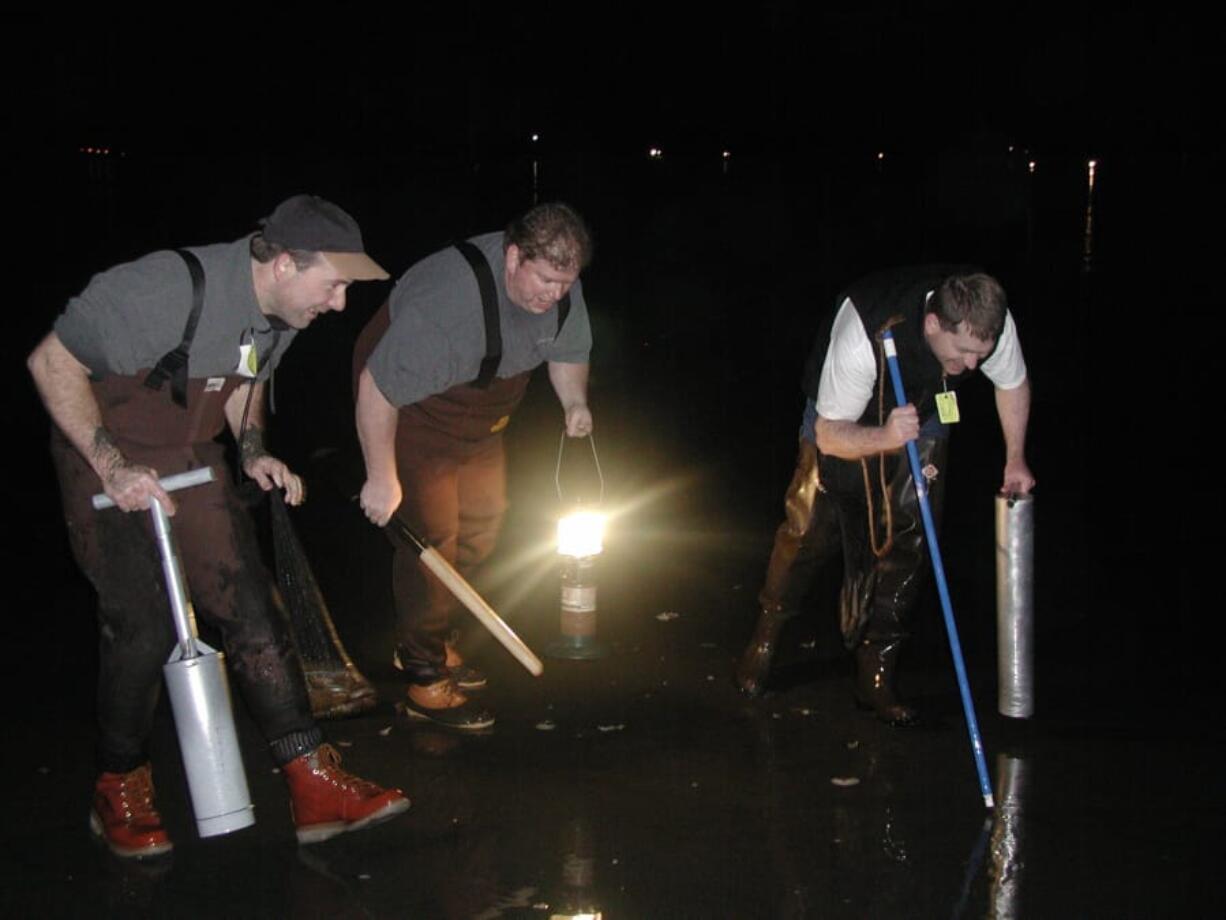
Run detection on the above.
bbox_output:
[546,635,608,660]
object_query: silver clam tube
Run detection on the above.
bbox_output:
[93,469,254,838]
[995,493,1035,718]
[151,497,255,837]
[164,642,255,837]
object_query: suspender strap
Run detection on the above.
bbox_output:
[454,240,503,390]
[556,291,571,339]
[143,249,206,407]
[454,240,576,389]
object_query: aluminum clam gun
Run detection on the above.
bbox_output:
[93,466,256,837]
[882,330,995,809]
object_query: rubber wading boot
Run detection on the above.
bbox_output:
[854,639,919,726]
[284,744,411,844]
[393,643,487,692]
[444,643,487,692]
[89,764,173,858]
[403,678,495,732]
[735,606,793,697]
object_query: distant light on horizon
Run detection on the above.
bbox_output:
[530,133,540,143]
[648,147,663,160]
[1083,159,1097,266]
[722,150,731,159]
[877,151,885,161]
[1028,160,1037,174]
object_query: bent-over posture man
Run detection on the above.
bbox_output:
[28,195,409,857]
[354,202,593,731]
[735,266,1035,724]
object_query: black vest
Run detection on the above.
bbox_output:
[801,265,981,425]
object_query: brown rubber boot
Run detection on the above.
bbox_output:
[393,641,486,691]
[403,678,495,731]
[735,606,792,697]
[444,643,487,692]
[853,639,919,726]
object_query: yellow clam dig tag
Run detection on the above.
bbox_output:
[236,342,259,378]
[936,390,960,424]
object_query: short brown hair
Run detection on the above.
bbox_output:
[504,202,592,272]
[929,273,1007,341]
[249,233,319,271]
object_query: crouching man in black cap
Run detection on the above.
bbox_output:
[27,195,409,857]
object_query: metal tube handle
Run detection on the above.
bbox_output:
[91,466,216,510]
[150,498,199,658]
[92,467,217,658]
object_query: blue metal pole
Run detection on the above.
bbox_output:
[882,331,994,808]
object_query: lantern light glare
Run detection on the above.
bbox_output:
[557,511,605,557]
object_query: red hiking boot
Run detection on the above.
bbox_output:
[283,744,410,844]
[90,764,173,858]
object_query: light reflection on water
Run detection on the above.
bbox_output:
[989,752,1028,919]
[1083,159,1098,270]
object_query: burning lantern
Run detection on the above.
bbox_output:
[557,510,605,558]
[548,435,607,660]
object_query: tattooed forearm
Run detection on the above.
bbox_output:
[239,425,269,465]
[91,428,129,480]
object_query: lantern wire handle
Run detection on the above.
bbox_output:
[556,432,604,504]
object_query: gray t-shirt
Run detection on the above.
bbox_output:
[55,235,296,382]
[366,232,591,408]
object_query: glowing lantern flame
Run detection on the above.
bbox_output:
[557,511,605,557]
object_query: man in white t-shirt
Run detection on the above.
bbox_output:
[735,267,1035,724]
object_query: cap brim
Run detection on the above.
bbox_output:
[321,252,390,282]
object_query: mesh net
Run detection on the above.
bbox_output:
[270,491,377,719]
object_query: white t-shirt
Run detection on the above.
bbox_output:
[815,296,1028,421]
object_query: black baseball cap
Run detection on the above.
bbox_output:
[260,194,389,281]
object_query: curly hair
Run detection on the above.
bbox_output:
[504,202,592,272]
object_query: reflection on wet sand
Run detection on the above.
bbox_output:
[990,752,1028,919]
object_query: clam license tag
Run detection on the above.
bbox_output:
[936,391,960,424]
[236,343,258,378]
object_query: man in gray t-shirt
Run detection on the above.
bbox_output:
[28,195,409,858]
[353,202,594,731]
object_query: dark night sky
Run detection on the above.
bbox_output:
[5,6,1211,159]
